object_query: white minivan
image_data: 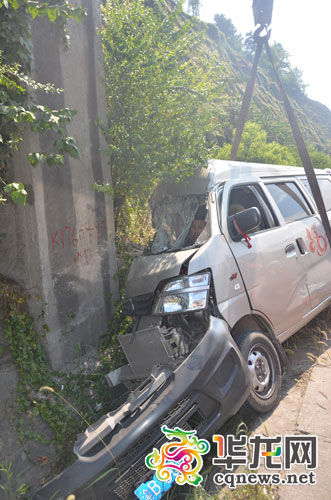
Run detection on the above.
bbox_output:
[34,160,331,500]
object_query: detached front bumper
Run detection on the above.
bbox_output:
[30,316,251,500]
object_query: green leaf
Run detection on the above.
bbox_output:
[63,137,79,158]
[4,182,27,206]
[16,482,29,495]
[8,0,20,9]
[91,182,113,196]
[75,9,86,23]
[47,7,58,23]
[28,152,46,167]
[46,154,64,166]
[36,5,47,18]
[27,5,38,18]
[54,138,65,153]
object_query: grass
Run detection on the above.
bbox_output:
[0,461,28,499]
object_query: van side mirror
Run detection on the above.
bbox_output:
[228,207,262,241]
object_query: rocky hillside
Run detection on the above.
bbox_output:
[202,21,331,155]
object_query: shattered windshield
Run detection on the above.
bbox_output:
[150,194,210,254]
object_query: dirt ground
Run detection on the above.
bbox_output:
[253,313,331,500]
[194,308,331,500]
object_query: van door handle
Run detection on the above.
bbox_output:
[285,243,296,255]
[296,237,307,255]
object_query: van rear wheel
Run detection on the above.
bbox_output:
[236,331,282,414]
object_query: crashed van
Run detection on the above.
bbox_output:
[33,160,331,499]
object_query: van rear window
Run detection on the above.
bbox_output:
[301,178,331,211]
[265,182,311,223]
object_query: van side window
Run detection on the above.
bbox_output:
[265,182,311,223]
[228,184,277,234]
[301,177,331,211]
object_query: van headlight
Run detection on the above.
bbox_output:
[153,272,211,315]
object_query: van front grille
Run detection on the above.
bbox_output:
[102,396,194,499]
[113,421,192,500]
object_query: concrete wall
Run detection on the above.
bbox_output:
[0,0,118,370]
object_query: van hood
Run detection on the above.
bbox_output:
[126,248,198,297]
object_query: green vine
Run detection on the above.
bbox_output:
[0,277,129,484]
[0,0,86,205]
[1,282,77,460]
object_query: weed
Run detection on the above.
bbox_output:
[0,461,29,499]
[0,280,111,477]
[39,386,120,471]
[0,275,133,492]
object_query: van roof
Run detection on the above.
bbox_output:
[207,159,327,186]
[150,159,329,203]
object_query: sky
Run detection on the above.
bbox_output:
[196,0,331,110]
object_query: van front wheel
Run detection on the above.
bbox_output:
[236,331,282,414]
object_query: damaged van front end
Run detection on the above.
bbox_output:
[33,316,250,499]
[32,169,252,500]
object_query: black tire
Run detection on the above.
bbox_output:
[236,331,282,414]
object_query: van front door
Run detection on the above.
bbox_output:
[221,180,311,338]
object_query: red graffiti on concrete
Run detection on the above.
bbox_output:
[73,248,91,266]
[306,223,327,257]
[49,220,106,264]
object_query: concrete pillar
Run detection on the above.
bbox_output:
[0,1,118,369]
